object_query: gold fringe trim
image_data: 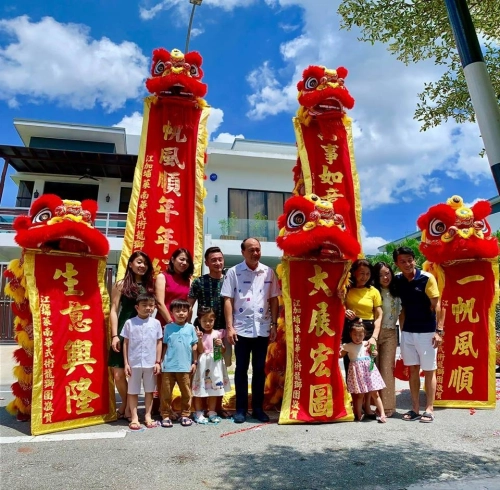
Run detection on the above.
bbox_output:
[15,331,34,352]
[344,114,362,256]
[117,97,152,281]
[7,258,24,278]
[193,106,210,277]
[4,283,26,304]
[13,365,33,385]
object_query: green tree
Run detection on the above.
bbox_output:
[338,0,500,131]
[370,237,426,269]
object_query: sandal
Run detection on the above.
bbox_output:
[193,413,208,424]
[402,410,421,421]
[116,409,131,421]
[180,416,193,427]
[144,419,157,429]
[419,411,435,423]
[128,422,141,430]
[161,418,173,428]
[376,415,387,423]
[208,414,222,424]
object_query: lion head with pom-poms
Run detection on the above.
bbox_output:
[297,65,354,123]
[145,48,207,100]
[417,195,499,263]
[276,193,360,261]
[13,194,109,256]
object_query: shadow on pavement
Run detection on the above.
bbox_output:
[220,441,498,490]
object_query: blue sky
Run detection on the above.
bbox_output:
[0,0,497,253]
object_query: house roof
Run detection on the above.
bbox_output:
[0,145,138,182]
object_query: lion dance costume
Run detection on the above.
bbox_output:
[4,195,115,434]
[265,65,362,424]
[118,48,209,279]
[418,195,499,408]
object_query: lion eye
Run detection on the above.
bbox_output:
[154,61,165,75]
[305,77,319,90]
[287,210,306,229]
[190,64,200,77]
[429,218,447,236]
[32,208,52,224]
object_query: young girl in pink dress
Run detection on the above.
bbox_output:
[341,318,387,423]
[192,307,231,424]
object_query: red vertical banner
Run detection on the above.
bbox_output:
[24,251,114,435]
[435,259,498,408]
[294,117,362,247]
[119,97,209,279]
[279,257,354,424]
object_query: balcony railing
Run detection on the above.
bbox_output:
[205,217,279,242]
[0,207,128,238]
[0,208,280,242]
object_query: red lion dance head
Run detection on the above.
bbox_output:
[276,193,360,260]
[145,48,207,100]
[13,194,109,256]
[417,195,499,263]
[297,65,354,121]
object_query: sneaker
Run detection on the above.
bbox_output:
[233,411,246,424]
[251,409,270,422]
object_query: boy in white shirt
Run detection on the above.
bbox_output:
[122,293,163,429]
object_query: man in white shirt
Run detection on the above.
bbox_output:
[221,238,281,423]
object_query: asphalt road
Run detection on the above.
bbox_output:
[1,377,499,490]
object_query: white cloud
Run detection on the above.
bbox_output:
[278,23,300,33]
[243,0,491,209]
[207,107,224,138]
[190,27,204,38]
[360,225,389,255]
[213,132,245,143]
[246,61,297,119]
[0,16,148,112]
[114,111,144,135]
[114,106,229,140]
[140,0,258,21]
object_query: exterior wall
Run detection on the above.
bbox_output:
[203,149,295,237]
[1,124,297,268]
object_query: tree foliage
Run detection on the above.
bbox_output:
[338,0,500,131]
[370,237,426,270]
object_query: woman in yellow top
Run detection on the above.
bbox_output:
[342,259,383,417]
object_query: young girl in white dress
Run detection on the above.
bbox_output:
[192,307,231,424]
[341,317,387,423]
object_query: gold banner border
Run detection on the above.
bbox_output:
[25,250,116,436]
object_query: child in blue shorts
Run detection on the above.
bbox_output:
[160,299,198,427]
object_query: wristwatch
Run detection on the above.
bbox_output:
[192,360,198,365]
[435,329,444,336]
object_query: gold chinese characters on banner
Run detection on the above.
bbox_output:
[24,251,114,435]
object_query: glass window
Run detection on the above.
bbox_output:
[15,181,34,208]
[119,187,132,213]
[227,188,292,241]
[43,182,99,201]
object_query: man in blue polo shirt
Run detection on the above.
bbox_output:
[393,246,444,423]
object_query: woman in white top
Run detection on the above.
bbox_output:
[372,261,401,418]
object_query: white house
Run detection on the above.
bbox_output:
[0,118,297,270]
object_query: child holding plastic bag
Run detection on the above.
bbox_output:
[192,307,231,423]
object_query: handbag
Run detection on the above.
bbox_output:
[393,357,410,381]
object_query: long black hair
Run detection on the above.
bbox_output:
[121,250,154,298]
[372,261,399,297]
[348,259,373,288]
[166,248,194,280]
